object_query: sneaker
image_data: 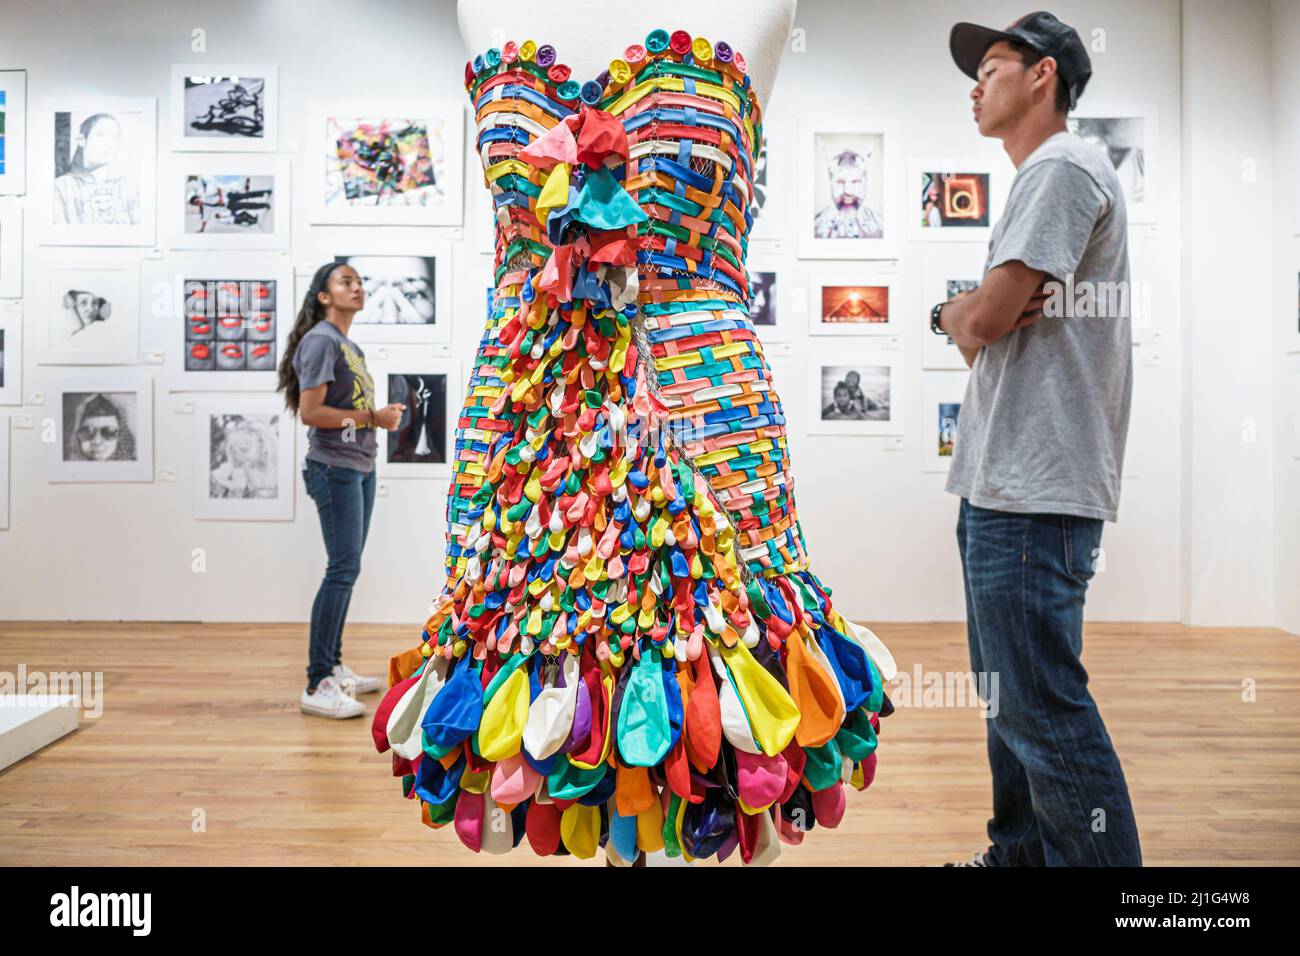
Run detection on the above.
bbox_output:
[944,850,991,867]
[300,676,366,719]
[332,663,382,695]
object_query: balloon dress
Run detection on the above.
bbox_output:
[372,28,897,865]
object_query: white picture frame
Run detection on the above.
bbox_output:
[751,119,790,244]
[37,250,140,365]
[1067,100,1158,225]
[0,414,8,529]
[193,396,295,520]
[921,247,986,369]
[907,156,1006,244]
[306,98,465,227]
[142,252,293,391]
[1290,262,1300,355]
[922,372,969,473]
[164,153,291,250]
[807,272,898,337]
[0,200,21,297]
[745,250,793,344]
[0,305,23,405]
[807,351,903,436]
[373,356,459,478]
[47,368,154,482]
[798,116,900,260]
[34,95,157,246]
[0,70,28,196]
[320,234,453,345]
[169,63,279,152]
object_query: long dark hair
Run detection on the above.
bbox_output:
[278,261,346,413]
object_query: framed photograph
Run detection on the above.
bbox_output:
[746,251,792,343]
[47,369,153,482]
[751,119,790,243]
[373,359,459,478]
[807,352,903,436]
[908,157,1003,243]
[164,153,290,250]
[808,273,898,336]
[0,70,27,195]
[0,306,23,405]
[0,414,8,529]
[169,64,278,152]
[306,98,464,226]
[921,247,986,369]
[193,397,294,520]
[34,96,157,246]
[1067,101,1158,224]
[922,372,969,473]
[142,252,292,391]
[326,236,453,344]
[798,116,899,260]
[0,201,20,297]
[37,250,140,364]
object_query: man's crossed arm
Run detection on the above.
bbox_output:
[938,260,1052,367]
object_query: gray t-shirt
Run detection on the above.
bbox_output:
[293,320,377,472]
[946,130,1133,522]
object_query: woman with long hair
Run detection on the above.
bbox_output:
[279,261,405,719]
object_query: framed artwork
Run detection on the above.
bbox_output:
[798,116,900,260]
[193,397,295,520]
[47,368,153,482]
[745,251,792,343]
[921,247,985,369]
[0,414,8,529]
[1067,101,1158,224]
[306,98,464,226]
[908,157,1004,243]
[807,273,898,336]
[164,153,290,250]
[169,64,278,152]
[0,200,20,297]
[0,70,27,195]
[34,96,157,246]
[751,119,790,243]
[327,236,453,344]
[807,352,903,436]
[922,372,969,473]
[37,250,140,365]
[0,306,23,405]
[373,359,458,478]
[142,252,292,390]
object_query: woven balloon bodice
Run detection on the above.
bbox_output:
[462,30,809,579]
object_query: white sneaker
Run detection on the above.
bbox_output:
[332,663,382,695]
[300,676,366,719]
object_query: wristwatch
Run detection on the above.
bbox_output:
[930,301,948,337]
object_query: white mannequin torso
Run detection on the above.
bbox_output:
[456,0,796,110]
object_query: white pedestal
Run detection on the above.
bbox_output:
[0,695,80,771]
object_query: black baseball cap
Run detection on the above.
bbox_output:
[949,11,1092,109]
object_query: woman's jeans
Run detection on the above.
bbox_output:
[957,498,1142,866]
[302,458,375,689]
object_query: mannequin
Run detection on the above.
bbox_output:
[456,0,796,110]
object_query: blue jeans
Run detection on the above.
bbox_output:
[302,458,376,688]
[957,499,1142,866]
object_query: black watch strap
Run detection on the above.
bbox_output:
[930,301,947,337]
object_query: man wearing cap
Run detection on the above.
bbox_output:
[929,11,1141,867]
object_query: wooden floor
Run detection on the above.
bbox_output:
[1,620,1297,866]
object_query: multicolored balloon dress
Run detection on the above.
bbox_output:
[372,28,897,865]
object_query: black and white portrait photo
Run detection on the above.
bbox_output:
[62,390,137,463]
[193,398,294,520]
[808,353,903,436]
[170,65,278,152]
[42,258,140,365]
[1067,103,1157,222]
[336,255,436,326]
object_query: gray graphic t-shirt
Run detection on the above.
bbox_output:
[293,320,377,472]
[946,130,1133,522]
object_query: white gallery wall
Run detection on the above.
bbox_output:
[0,0,1290,630]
